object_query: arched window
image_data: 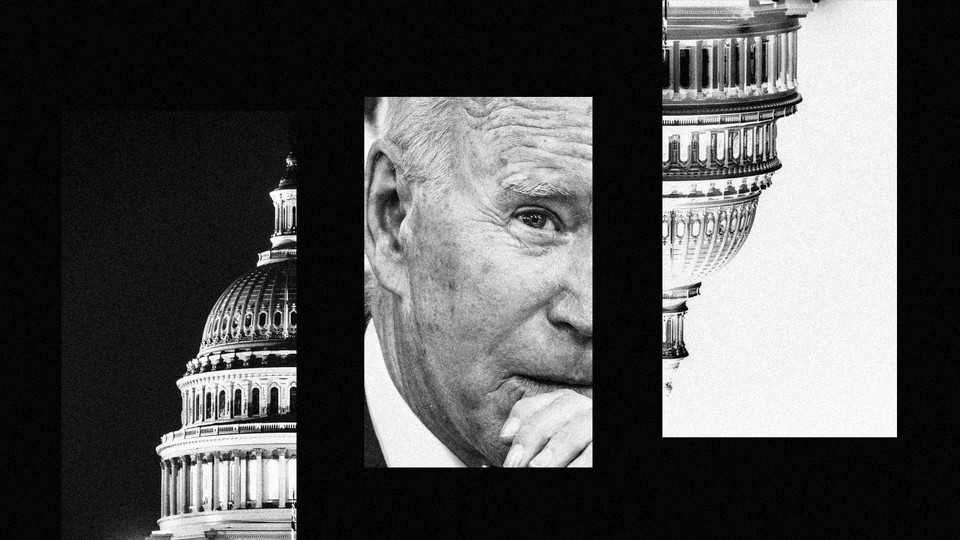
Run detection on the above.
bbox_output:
[290,386,296,413]
[290,310,297,326]
[259,312,267,327]
[205,392,212,419]
[233,389,241,418]
[218,390,226,418]
[250,388,260,417]
[194,394,200,422]
[292,206,296,229]
[274,311,282,327]
[269,387,279,416]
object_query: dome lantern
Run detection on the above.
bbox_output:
[259,147,297,266]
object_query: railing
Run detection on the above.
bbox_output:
[161,422,296,444]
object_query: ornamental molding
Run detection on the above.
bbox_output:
[177,368,295,389]
[662,99,798,125]
[662,172,774,198]
[157,431,296,460]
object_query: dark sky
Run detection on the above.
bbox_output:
[62,111,295,539]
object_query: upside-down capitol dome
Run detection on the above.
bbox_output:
[148,149,297,539]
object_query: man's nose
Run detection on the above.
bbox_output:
[546,238,592,339]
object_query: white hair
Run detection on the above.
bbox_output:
[379,97,469,197]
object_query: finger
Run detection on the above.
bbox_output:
[498,389,571,444]
[567,442,593,467]
[505,390,591,467]
[527,408,592,467]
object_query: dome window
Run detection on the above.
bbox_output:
[274,311,282,326]
[205,392,212,419]
[269,387,279,415]
[244,313,252,328]
[194,395,200,422]
[259,312,267,327]
[250,388,260,417]
[290,310,297,326]
[290,386,296,413]
[221,318,228,331]
[218,391,226,418]
[233,389,242,417]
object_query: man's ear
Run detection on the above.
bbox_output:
[364,139,412,299]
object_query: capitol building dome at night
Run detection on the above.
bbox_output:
[148,150,297,540]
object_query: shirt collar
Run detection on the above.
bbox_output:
[364,320,467,467]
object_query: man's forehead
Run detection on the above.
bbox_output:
[459,98,592,195]
[463,97,592,134]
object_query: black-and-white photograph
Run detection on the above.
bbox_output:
[62,112,298,538]
[662,0,897,436]
[364,97,593,466]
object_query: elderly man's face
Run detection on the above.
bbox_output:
[399,97,592,465]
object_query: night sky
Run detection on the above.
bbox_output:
[62,112,296,539]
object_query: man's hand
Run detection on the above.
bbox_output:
[498,389,592,467]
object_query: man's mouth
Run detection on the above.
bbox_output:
[514,374,593,399]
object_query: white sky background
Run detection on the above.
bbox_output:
[663,0,898,437]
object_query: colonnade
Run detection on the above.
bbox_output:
[663,122,777,173]
[184,381,296,426]
[159,448,296,518]
[663,30,799,99]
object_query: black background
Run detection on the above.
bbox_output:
[17,1,950,538]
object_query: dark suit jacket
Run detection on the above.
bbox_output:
[364,395,387,467]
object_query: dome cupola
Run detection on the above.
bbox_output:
[259,147,297,266]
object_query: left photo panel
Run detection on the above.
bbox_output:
[62,112,298,539]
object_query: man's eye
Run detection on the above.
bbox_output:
[517,210,559,231]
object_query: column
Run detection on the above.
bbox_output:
[253,448,264,508]
[244,381,252,416]
[239,450,248,509]
[181,455,191,513]
[160,461,168,517]
[169,458,178,515]
[277,448,287,508]
[231,450,242,509]
[224,450,233,510]
[210,452,219,511]
[228,381,236,418]
[193,454,203,512]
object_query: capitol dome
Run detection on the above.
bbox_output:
[197,259,297,358]
[150,146,298,540]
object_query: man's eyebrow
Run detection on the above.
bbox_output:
[499,173,576,198]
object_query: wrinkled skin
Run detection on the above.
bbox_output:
[365,97,592,467]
